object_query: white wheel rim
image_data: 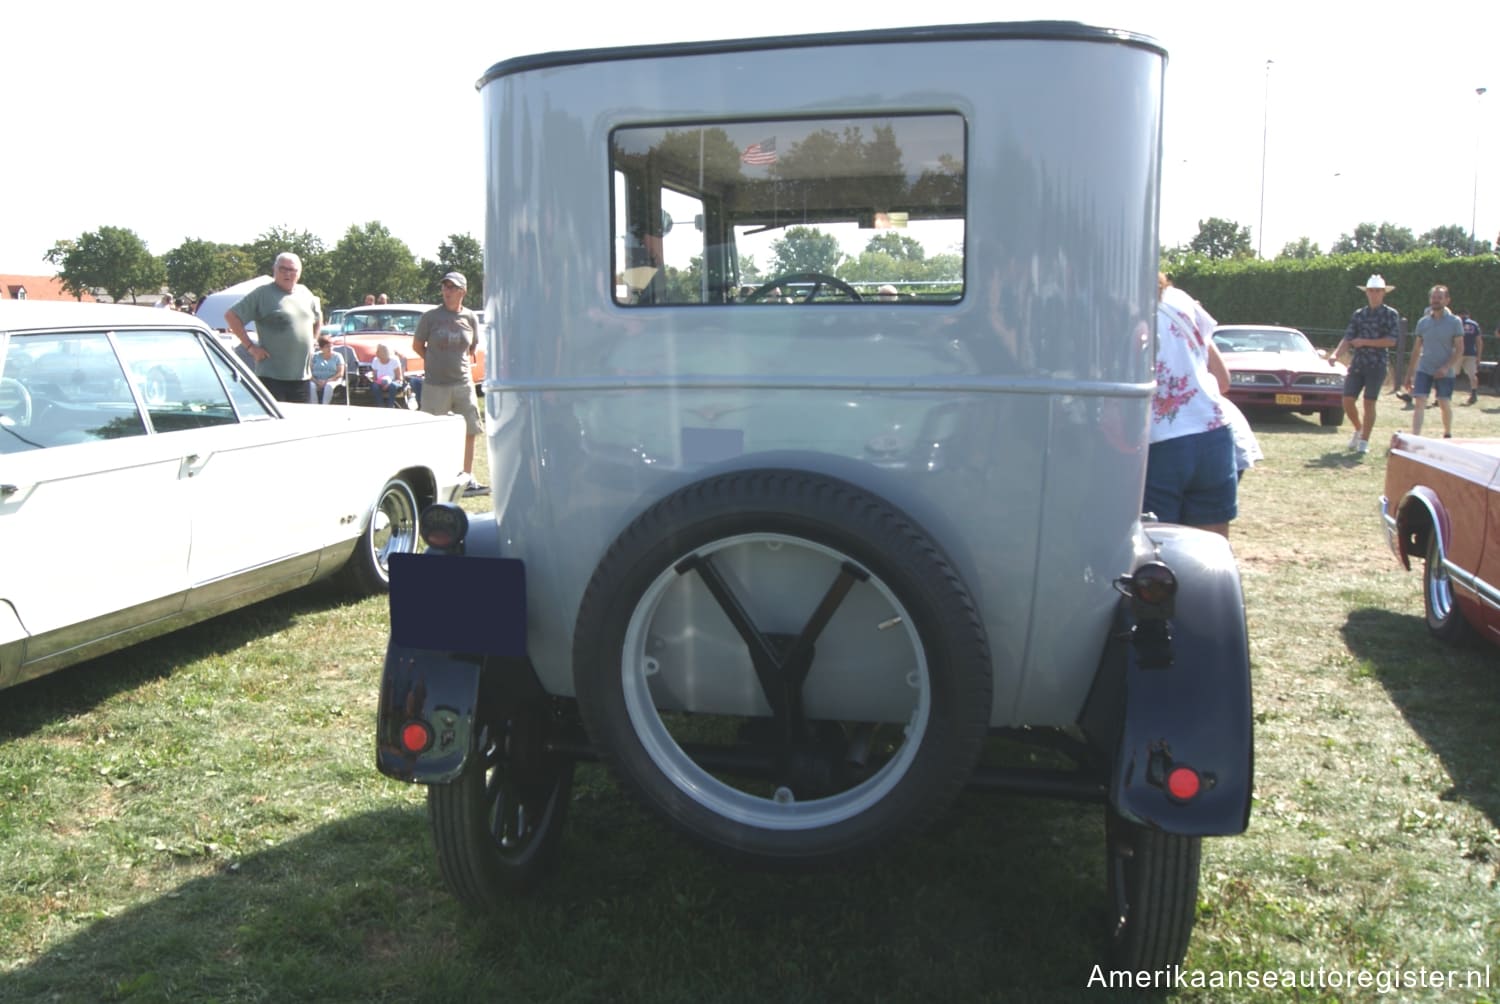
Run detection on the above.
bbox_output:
[619,532,931,831]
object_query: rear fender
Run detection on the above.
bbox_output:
[377,646,483,783]
[376,520,531,783]
[1096,525,1253,836]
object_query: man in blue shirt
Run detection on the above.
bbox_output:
[1406,285,1465,437]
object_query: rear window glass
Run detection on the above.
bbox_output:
[611,114,965,306]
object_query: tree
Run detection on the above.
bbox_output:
[768,226,842,275]
[324,221,421,307]
[244,226,326,276]
[419,233,484,306]
[164,238,258,302]
[838,251,904,285]
[1276,237,1322,260]
[1418,224,1492,257]
[44,226,163,303]
[863,232,925,261]
[1187,217,1254,260]
[1332,222,1416,255]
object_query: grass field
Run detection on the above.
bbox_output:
[1,392,1498,1003]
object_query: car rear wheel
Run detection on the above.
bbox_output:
[342,477,419,594]
[1423,533,1472,644]
[1319,407,1343,427]
[427,708,574,909]
[572,469,992,866]
[1106,809,1201,970]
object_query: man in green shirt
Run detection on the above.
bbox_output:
[226,252,322,403]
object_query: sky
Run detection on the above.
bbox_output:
[4,1,1497,279]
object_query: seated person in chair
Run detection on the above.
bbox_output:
[369,343,406,408]
[309,336,346,404]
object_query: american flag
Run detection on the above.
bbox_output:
[740,137,778,166]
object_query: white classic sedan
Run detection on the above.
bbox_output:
[0,300,467,690]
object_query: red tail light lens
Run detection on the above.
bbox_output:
[400,721,433,754]
[1166,765,1201,802]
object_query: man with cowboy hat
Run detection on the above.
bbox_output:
[1330,274,1400,453]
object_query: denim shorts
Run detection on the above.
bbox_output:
[1145,424,1237,526]
[1343,365,1386,400]
[1412,371,1455,400]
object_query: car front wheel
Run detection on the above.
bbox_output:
[1319,407,1343,427]
[342,477,419,594]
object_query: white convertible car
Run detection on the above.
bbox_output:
[0,300,467,690]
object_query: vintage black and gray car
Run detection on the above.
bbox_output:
[376,21,1252,971]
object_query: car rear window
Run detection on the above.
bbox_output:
[611,113,965,306]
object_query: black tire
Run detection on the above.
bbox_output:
[1423,533,1472,644]
[572,469,992,866]
[1319,407,1343,427]
[1106,810,1201,971]
[341,477,419,594]
[427,711,574,909]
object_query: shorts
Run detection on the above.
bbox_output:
[1412,371,1455,400]
[420,380,484,436]
[1145,424,1237,527]
[1460,356,1479,380]
[1343,365,1386,401]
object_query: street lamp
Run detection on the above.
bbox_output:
[1472,87,1487,254]
[1258,59,1272,257]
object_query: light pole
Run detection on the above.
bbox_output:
[1258,59,1272,257]
[1472,87,1487,254]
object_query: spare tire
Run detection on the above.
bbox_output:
[572,469,992,865]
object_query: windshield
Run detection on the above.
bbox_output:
[1213,329,1314,354]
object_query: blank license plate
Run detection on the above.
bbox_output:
[1275,393,1302,405]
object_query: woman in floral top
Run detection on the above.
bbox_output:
[1147,274,1237,538]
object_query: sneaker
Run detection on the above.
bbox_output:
[1348,431,1362,450]
[1356,439,1370,453]
[1395,390,1413,403]
[460,474,490,497]
[1467,394,1478,405]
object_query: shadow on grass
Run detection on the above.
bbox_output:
[1342,607,1500,831]
[0,788,1170,1004]
[0,583,352,742]
[1304,451,1369,470]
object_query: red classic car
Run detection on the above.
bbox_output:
[1381,432,1500,646]
[333,305,486,390]
[1212,324,1346,427]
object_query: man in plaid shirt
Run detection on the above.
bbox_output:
[1330,274,1399,453]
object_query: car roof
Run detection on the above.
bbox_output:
[1213,324,1305,334]
[345,304,433,313]
[0,299,213,334]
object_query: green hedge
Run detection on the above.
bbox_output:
[1168,252,1500,347]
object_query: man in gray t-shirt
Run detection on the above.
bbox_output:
[225,252,321,404]
[1405,284,1465,437]
[413,271,486,493]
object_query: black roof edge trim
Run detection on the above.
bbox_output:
[477,21,1165,91]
